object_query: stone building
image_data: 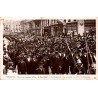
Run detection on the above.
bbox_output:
[66,19,96,36]
[3,19,95,37]
[3,19,22,35]
[25,19,66,36]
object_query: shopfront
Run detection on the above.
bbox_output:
[51,23,63,36]
[84,20,96,33]
[43,26,51,36]
[66,22,78,36]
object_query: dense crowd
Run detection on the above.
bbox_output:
[3,30,96,74]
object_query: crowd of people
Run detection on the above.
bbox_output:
[3,29,96,75]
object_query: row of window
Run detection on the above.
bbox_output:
[34,20,59,28]
[41,20,58,27]
[4,24,21,27]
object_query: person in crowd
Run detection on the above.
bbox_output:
[61,53,69,74]
[51,51,61,74]
[18,59,27,74]
[36,65,46,74]
[80,52,88,74]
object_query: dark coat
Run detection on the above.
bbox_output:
[68,54,75,66]
[52,54,60,68]
[18,60,27,74]
[51,54,60,74]
[61,56,69,74]
[30,58,38,74]
[25,57,33,74]
[88,53,92,65]
[42,58,50,74]
[81,55,88,69]
[67,54,75,74]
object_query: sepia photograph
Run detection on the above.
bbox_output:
[0,1,98,98]
[2,18,96,76]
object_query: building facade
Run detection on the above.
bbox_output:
[3,20,22,35]
[4,19,95,37]
[66,19,96,36]
[3,19,67,36]
[26,19,66,36]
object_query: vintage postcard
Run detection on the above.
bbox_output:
[0,17,98,80]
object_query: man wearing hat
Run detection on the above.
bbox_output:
[80,52,88,74]
[30,55,38,74]
[18,59,27,74]
[51,51,61,74]
[67,53,75,74]
[36,64,45,74]
[25,54,32,74]
[61,53,69,74]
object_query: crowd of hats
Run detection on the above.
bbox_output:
[3,30,96,60]
[3,30,96,74]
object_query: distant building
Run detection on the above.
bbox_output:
[4,19,95,37]
[66,19,96,36]
[3,20,22,35]
[25,19,66,36]
[3,19,67,36]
